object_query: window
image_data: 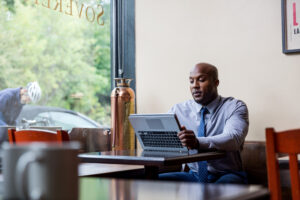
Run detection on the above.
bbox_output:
[0,0,135,132]
[36,111,100,130]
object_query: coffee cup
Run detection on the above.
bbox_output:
[3,142,79,200]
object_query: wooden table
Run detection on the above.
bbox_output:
[78,149,225,179]
[80,177,269,200]
[78,163,144,177]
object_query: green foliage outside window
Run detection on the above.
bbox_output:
[0,0,111,126]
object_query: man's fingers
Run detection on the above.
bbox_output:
[177,128,198,149]
[178,131,195,138]
[180,138,187,143]
[178,133,186,139]
[178,129,194,136]
[179,136,196,143]
[181,140,194,149]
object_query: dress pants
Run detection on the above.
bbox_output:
[159,170,248,184]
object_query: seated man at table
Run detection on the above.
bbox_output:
[159,62,249,184]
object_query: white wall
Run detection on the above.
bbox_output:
[135,0,300,140]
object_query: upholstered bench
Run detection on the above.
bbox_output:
[241,140,292,199]
[241,141,268,186]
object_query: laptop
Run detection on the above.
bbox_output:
[129,114,189,157]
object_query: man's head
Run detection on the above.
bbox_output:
[20,88,30,104]
[189,63,219,105]
[20,82,42,104]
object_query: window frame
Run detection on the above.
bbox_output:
[110,0,136,92]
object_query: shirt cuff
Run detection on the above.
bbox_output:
[197,137,211,150]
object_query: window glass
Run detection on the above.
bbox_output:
[37,111,99,130]
[0,0,111,131]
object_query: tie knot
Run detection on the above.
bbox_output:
[200,107,208,116]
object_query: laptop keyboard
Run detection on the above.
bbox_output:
[139,131,183,148]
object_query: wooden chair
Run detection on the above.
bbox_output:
[266,127,300,200]
[8,128,69,143]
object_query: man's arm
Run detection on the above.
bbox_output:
[197,104,249,151]
[177,104,248,151]
[0,112,7,126]
[0,91,11,113]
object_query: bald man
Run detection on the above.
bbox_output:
[159,63,249,184]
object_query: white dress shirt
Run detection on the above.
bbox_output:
[169,95,249,174]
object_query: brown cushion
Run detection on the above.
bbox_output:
[241,141,268,186]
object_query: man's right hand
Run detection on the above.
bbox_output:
[177,126,199,150]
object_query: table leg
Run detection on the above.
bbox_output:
[144,166,159,179]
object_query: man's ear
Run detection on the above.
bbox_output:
[215,79,219,87]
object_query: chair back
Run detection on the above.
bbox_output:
[8,128,69,144]
[266,127,300,200]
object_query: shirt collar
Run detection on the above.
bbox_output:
[194,95,221,114]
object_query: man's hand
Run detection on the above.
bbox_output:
[177,126,199,150]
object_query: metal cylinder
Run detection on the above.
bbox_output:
[111,78,135,150]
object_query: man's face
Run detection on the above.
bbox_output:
[189,64,219,105]
[20,89,31,104]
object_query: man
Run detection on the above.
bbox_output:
[159,63,249,184]
[0,82,42,142]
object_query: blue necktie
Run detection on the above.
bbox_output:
[198,107,208,183]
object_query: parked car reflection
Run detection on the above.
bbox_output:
[16,105,103,131]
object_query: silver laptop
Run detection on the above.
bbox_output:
[129,114,188,154]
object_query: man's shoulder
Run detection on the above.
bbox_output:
[0,88,20,95]
[169,100,199,123]
[220,96,248,111]
[171,99,196,110]
[0,88,20,102]
[221,96,246,105]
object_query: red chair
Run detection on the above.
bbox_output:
[8,128,69,144]
[265,127,300,200]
